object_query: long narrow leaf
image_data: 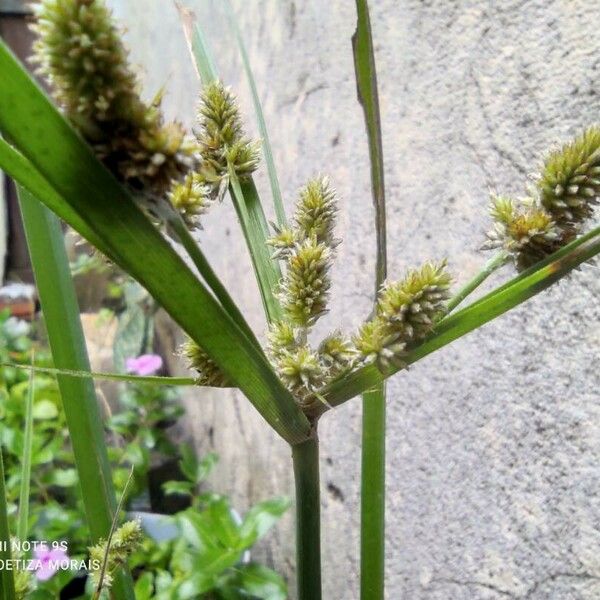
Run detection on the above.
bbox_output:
[18,187,135,600]
[0,362,196,387]
[0,40,310,444]
[222,0,287,227]
[321,231,600,408]
[179,7,284,323]
[229,170,284,321]
[353,1,388,597]
[0,450,16,600]
[16,357,34,541]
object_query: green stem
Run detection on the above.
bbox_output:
[353,0,387,596]
[446,250,508,313]
[16,361,34,541]
[360,384,386,599]
[18,188,134,600]
[0,449,16,600]
[292,435,322,600]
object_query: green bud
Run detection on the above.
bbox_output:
[168,172,213,229]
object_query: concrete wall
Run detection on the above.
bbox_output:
[109,1,600,597]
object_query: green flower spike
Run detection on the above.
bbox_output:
[377,261,452,340]
[196,80,260,195]
[267,224,298,260]
[538,126,600,227]
[168,171,213,228]
[31,0,194,193]
[182,338,231,388]
[274,345,325,401]
[89,519,143,592]
[353,318,406,371]
[279,238,332,327]
[354,261,451,371]
[267,320,299,357]
[318,331,357,376]
[293,176,339,247]
[484,195,565,270]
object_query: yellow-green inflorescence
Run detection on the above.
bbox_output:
[181,338,232,388]
[31,0,194,194]
[89,519,143,593]
[354,261,452,370]
[485,126,600,269]
[166,80,261,228]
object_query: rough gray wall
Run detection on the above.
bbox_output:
[109,1,600,598]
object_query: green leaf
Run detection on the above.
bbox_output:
[17,359,34,540]
[239,497,291,548]
[0,450,16,600]
[219,563,287,600]
[162,481,194,497]
[134,572,154,600]
[0,39,310,445]
[32,398,59,420]
[17,188,135,600]
[49,468,78,488]
[223,0,287,227]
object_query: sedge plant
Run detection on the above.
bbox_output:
[0,1,598,599]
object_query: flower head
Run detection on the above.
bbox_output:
[484,195,565,269]
[279,238,332,327]
[33,544,69,582]
[125,354,163,376]
[538,126,600,227]
[31,0,194,193]
[293,176,339,247]
[181,339,231,387]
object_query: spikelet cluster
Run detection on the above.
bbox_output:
[483,196,565,269]
[89,520,143,591]
[279,239,332,327]
[168,172,212,229]
[195,81,260,193]
[31,0,194,193]
[181,338,231,388]
[538,127,600,226]
[354,261,452,370]
[266,178,349,402]
[486,127,599,269]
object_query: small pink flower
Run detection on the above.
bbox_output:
[125,354,163,376]
[34,545,69,581]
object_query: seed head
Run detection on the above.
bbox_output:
[376,261,452,340]
[293,176,339,247]
[181,338,231,388]
[273,345,325,400]
[538,126,600,227]
[279,238,332,327]
[318,331,357,376]
[89,519,143,592]
[168,172,213,229]
[267,224,298,259]
[353,318,406,371]
[31,0,194,193]
[484,195,566,269]
[196,81,260,187]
